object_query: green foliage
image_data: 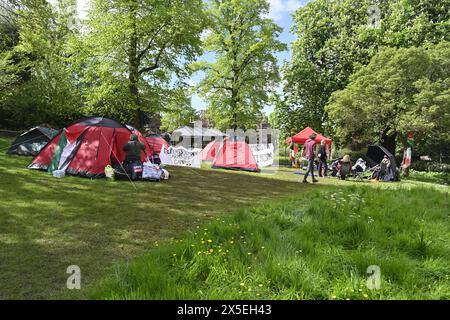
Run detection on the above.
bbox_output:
[410,161,450,174]
[194,0,286,130]
[160,89,198,132]
[0,0,83,129]
[326,43,450,153]
[405,170,449,185]
[76,0,207,128]
[277,0,450,140]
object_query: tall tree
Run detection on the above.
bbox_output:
[1,0,83,129]
[277,0,449,137]
[194,0,286,131]
[78,0,207,129]
[325,43,450,155]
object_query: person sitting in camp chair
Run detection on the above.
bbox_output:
[124,134,145,162]
[337,155,352,180]
[122,134,146,180]
[330,157,342,176]
[351,158,367,181]
[372,155,391,181]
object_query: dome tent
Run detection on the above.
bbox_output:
[201,139,223,162]
[211,138,259,172]
[29,117,153,178]
[145,134,169,154]
[7,126,58,156]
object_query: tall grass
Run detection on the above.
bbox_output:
[91,185,449,300]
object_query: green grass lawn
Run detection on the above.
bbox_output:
[0,137,309,299]
[0,136,448,299]
[91,184,449,300]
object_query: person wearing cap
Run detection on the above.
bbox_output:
[303,133,318,183]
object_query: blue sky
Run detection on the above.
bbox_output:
[191,0,311,115]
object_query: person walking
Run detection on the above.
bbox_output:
[317,139,328,177]
[303,133,318,183]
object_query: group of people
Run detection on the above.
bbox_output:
[289,133,396,182]
[289,133,355,182]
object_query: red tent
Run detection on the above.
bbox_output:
[286,127,332,144]
[212,139,259,172]
[145,135,169,154]
[201,139,222,161]
[29,117,153,178]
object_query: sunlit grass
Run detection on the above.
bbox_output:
[0,137,308,299]
[0,136,448,299]
[92,185,449,300]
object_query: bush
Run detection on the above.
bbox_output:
[406,170,449,185]
[410,161,450,173]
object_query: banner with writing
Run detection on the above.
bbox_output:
[160,146,201,168]
[249,144,274,167]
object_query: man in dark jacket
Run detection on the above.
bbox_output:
[303,133,318,183]
[317,139,328,177]
[123,134,145,163]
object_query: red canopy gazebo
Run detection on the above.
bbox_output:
[285,127,332,145]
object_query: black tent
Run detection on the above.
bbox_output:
[7,126,58,156]
[366,145,400,181]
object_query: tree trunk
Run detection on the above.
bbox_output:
[380,130,397,155]
[128,1,143,130]
[230,87,238,131]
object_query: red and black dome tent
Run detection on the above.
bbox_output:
[29,117,153,178]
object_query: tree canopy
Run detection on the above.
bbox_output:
[76,0,207,129]
[326,43,450,153]
[273,0,450,140]
[194,0,286,130]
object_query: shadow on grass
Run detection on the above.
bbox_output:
[0,137,314,299]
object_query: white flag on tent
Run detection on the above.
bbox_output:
[249,143,274,167]
[159,146,201,168]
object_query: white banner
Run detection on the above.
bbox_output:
[249,144,274,167]
[159,146,201,168]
